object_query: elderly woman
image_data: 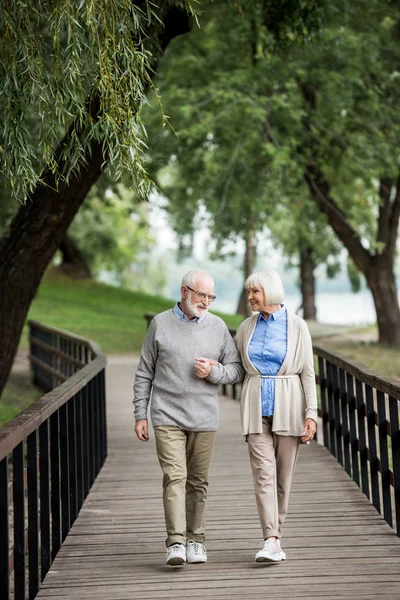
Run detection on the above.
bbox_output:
[235,267,317,563]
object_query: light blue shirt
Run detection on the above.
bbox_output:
[172,302,207,323]
[248,306,288,416]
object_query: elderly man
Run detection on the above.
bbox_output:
[133,269,243,566]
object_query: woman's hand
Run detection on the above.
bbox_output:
[301,418,316,443]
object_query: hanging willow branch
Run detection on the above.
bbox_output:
[0,0,198,200]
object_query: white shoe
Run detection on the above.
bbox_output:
[186,540,207,563]
[276,539,286,560]
[255,538,282,563]
[166,543,186,566]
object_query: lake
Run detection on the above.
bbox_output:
[214,290,382,326]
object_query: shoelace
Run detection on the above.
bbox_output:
[168,544,183,553]
[190,542,203,555]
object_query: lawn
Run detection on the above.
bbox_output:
[0,269,244,425]
[21,269,244,353]
[315,336,400,380]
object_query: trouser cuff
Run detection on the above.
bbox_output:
[166,535,186,547]
[263,528,280,540]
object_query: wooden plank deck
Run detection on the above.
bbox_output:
[37,356,400,599]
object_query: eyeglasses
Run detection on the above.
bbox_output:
[185,285,216,303]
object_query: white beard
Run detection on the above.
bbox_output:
[186,296,208,318]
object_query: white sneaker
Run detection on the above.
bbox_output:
[276,539,286,560]
[166,543,186,566]
[186,540,207,563]
[255,538,282,563]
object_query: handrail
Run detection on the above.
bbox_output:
[0,321,108,600]
[313,343,400,401]
[143,312,400,537]
[0,356,106,463]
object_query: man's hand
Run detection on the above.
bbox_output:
[134,419,149,441]
[194,357,213,378]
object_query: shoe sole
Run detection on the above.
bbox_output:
[187,558,207,564]
[255,556,282,563]
[167,558,186,566]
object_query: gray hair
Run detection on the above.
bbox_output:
[181,269,213,288]
[245,268,285,304]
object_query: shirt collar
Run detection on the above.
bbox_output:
[258,304,286,322]
[172,302,207,323]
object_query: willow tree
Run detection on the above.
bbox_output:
[0,1,196,397]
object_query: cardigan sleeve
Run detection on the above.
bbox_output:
[299,320,318,422]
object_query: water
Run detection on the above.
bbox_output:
[213,290,380,326]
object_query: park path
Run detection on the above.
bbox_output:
[35,355,400,600]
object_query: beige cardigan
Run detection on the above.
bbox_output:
[235,311,318,436]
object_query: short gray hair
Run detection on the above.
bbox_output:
[181,269,213,288]
[245,268,285,304]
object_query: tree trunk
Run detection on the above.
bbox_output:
[367,257,400,345]
[0,7,192,398]
[236,215,255,317]
[301,81,400,345]
[299,247,317,320]
[0,140,104,397]
[59,235,92,279]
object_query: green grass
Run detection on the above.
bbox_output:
[0,368,43,427]
[22,268,244,354]
[317,339,400,380]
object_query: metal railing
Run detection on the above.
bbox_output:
[143,312,400,537]
[314,343,400,537]
[0,321,107,600]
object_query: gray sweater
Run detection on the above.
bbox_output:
[133,309,243,431]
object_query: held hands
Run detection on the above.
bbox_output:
[301,418,316,443]
[134,419,149,442]
[194,357,219,378]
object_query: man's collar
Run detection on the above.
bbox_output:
[173,302,207,323]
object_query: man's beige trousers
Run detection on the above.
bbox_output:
[154,426,216,547]
[247,416,300,540]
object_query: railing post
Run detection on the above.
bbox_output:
[318,357,329,448]
[13,441,25,600]
[339,368,351,476]
[0,457,9,600]
[389,396,400,536]
[50,412,61,561]
[355,379,369,499]
[326,362,336,457]
[27,431,39,600]
[377,390,392,526]
[39,421,50,581]
[347,373,360,486]
[332,365,342,465]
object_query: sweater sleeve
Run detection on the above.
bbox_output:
[206,326,244,385]
[133,319,158,421]
[299,321,318,422]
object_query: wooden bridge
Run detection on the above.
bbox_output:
[1,323,400,599]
